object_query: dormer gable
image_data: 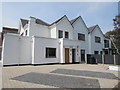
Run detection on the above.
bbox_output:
[70,16,88,32]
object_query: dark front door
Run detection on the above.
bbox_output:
[81,50,85,62]
[72,49,76,63]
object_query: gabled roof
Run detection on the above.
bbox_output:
[36,19,50,26]
[88,25,105,37]
[21,18,50,27]
[88,25,98,33]
[50,15,73,28]
[20,19,28,27]
[50,15,66,25]
[70,16,80,24]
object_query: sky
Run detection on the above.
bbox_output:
[1,2,118,33]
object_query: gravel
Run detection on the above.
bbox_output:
[50,69,119,80]
[11,72,100,88]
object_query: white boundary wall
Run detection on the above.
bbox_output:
[2,34,32,65]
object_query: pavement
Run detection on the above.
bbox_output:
[2,64,120,88]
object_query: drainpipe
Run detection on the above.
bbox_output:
[114,55,116,65]
[18,36,21,66]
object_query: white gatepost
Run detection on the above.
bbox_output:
[85,54,87,64]
[102,55,104,64]
[114,55,116,65]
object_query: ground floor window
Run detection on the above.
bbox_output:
[104,50,109,54]
[100,51,102,54]
[46,48,56,58]
[94,51,99,54]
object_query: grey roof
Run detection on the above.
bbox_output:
[88,25,98,33]
[70,16,80,24]
[36,19,50,26]
[21,19,28,27]
[51,15,66,25]
[3,27,18,34]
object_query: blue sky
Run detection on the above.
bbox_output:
[2,2,118,33]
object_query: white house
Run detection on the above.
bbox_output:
[88,25,112,55]
[1,15,112,65]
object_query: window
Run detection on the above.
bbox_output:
[94,51,99,54]
[58,30,63,38]
[95,36,101,43]
[104,40,109,48]
[46,48,56,58]
[25,30,27,36]
[78,33,85,41]
[104,50,109,54]
[100,51,102,54]
[65,31,69,39]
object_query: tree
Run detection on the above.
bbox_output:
[105,14,120,54]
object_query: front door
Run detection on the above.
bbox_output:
[65,48,69,63]
[72,49,76,63]
[81,49,85,63]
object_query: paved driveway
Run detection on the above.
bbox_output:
[2,64,119,88]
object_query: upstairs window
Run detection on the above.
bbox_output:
[95,36,101,43]
[46,48,56,58]
[25,30,27,36]
[104,40,109,48]
[65,31,69,39]
[78,33,85,41]
[58,30,63,38]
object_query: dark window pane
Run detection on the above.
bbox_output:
[94,51,99,54]
[78,33,85,41]
[100,51,102,54]
[58,30,63,38]
[46,48,56,58]
[104,40,109,48]
[65,31,69,39]
[26,30,27,36]
[95,36,101,43]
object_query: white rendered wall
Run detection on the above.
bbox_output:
[28,17,50,38]
[56,16,73,39]
[50,26,57,38]
[72,17,89,54]
[2,34,32,65]
[33,36,60,64]
[19,26,25,35]
[89,26,104,54]
[59,38,81,63]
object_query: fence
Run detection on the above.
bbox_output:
[87,54,120,65]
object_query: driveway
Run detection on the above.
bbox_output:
[2,64,119,88]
